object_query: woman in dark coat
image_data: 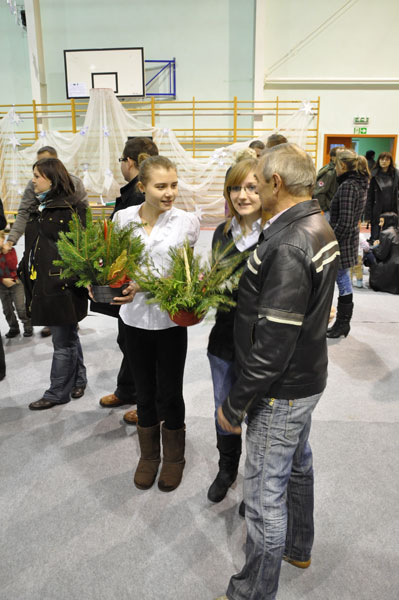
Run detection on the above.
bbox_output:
[327,149,369,339]
[365,152,399,243]
[207,158,262,505]
[20,158,88,409]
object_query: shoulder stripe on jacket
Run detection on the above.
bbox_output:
[312,240,340,273]
[258,307,304,327]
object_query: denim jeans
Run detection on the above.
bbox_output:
[336,267,352,297]
[226,393,322,600]
[207,352,237,436]
[43,324,87,404]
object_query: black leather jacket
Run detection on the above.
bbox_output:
[222,199,339,427]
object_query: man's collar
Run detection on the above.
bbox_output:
[260,199,321,242]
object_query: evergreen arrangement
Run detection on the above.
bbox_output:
[54,208,145,288]
[134,239,247,318]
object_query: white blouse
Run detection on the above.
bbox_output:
[230,216,262,251]
[113,205,200,330]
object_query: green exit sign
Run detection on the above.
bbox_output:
[354,127,367,134]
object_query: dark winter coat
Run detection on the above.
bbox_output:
[330,170,368,269]
[222,200,339,427]
[110,176,144,219]
[19,192,88,326]
[369,227,399,294]
[365,168,399,227]
[313,161,338,212]
[207,223,257,362]
[0,198,6,230]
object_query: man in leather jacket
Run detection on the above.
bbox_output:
[216,144,339,600]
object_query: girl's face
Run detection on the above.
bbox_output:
[379,156,391,171]
[32,167,52,194]
[139,167,178,213]
[229,170,261,218]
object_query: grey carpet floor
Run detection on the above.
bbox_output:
[1,232,398,600]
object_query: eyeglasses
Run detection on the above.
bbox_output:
[118,157,128,162]
[228,184,258,195]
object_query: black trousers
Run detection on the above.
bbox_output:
[0,332,5,379]
[123,323,187,429]
[115,317,137,403]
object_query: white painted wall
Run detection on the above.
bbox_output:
[1,0,255,105]
[257,0,399,166]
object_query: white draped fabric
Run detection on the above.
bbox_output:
[0,89,316,224]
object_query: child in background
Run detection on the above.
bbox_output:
[0,231,33,338]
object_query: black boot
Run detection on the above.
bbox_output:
[327,297,353,339]
[207,433,242,503]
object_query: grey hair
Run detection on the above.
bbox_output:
[260,143,316,197]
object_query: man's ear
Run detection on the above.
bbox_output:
[272,173,282,192]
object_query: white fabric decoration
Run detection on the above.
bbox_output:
[0,89,316,224]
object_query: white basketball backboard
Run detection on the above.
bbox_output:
[64,47,145,99]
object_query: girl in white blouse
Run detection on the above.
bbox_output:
[113,155,200,492]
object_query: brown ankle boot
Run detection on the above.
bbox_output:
[134,423,161,490]
[158,424,186,492]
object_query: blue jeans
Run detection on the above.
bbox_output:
[336,267,352,297]
[226,393,322,600]
[208,352,237,436]
[43,324,87,404]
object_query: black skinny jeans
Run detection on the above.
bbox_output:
[123,323,187,429]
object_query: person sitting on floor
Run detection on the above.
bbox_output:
[363,212,399,294]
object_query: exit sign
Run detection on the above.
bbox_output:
[354,127,367,134]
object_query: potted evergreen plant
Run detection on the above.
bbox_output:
[54,208,145,303]
[134,239,247,326]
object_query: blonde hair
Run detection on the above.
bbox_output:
[357,155,371,179]
[234,148,257,162]
[336,148,370,178]
[138,155,177,186]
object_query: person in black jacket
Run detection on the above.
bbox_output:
[19,159,88,410]
[364,212,399,294]
[207,158,262,505]
[0,198,6,380]
[98,137,158,421]
[216,143,339,600]
[365,152,399,243]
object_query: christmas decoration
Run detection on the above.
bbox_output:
[54,208,145,298]
[133,239,246,325]
[0,89,317,223]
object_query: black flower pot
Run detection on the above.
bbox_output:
[91,284,129,304]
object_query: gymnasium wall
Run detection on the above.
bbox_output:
[0,0,256,105]
[257,0,399,167]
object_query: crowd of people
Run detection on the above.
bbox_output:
[1,134,398,600]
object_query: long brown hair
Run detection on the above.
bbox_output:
[377,152,395,175]
[33,158,75,197]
